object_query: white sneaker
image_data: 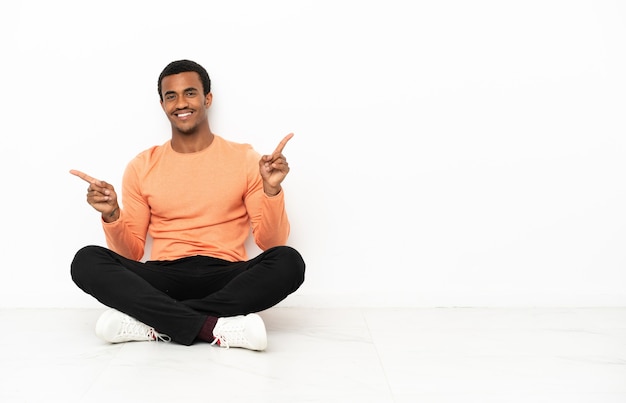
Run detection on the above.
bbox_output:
[211,313,267,351]
[95,309,171,343]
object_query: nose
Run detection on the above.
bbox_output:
[175,95,189,110]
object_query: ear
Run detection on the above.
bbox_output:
[205,92,213,108]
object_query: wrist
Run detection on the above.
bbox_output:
[102,206,120,223]
[263,185,281,197]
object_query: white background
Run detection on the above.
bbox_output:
[0,0,624,308]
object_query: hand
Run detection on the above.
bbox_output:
[69,169,120,222]
[259,133,294,196]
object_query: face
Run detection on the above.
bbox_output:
[160,71,212,135]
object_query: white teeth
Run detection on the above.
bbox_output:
[178,113,191,118]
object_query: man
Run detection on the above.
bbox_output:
[70,59,305,351]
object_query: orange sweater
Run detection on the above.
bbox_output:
[102,135,290,262]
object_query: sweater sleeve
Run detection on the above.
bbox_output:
[244,148,290,250]
[102,159,150,260]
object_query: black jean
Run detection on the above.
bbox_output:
[71,245,305,345]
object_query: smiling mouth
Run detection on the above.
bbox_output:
[176,112,192,118]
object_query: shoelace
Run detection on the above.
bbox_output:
[149,329,172,342]
[210,321,247,349]
[211,335,229,348]
[120,317,171,342]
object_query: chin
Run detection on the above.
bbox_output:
[174,124,198,135]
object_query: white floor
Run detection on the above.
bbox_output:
[1,307,625,403]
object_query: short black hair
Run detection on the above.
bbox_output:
[157,59,211,101]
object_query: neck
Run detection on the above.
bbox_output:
[171,126,214,153]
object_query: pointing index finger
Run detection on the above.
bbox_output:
[272,133,294,156]
[69,169,102,186]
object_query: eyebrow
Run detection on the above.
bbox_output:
[163,87,199,97]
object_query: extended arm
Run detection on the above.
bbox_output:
[248,134,294,249]
[70,168,148,260]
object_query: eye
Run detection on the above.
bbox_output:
[165,94,176,101]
